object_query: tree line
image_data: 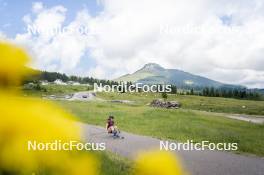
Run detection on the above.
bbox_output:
[24,71,119,86]
[23,71,262,100]
[186,87,261,100]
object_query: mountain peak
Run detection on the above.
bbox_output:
[141,63,164,71]
[116,62,241,89]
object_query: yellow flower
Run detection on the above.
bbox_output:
[0,42,98,175]
[134,151,185,175]
[0,42,35,88]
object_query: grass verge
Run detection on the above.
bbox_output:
[97,151,132,175]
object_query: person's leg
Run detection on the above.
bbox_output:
[111,126,119,137]
[108,126,119,137]
[113,129,117,136]
[113,126,120,133]
[107,126,114,133]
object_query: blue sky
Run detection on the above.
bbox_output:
[0,0,102,37]
[0,0,101,76]
[0,0,264,88]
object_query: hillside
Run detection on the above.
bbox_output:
[115,63,241,88]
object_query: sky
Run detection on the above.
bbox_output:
[0,0,264,88]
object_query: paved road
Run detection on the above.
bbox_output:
[80,123,264,175]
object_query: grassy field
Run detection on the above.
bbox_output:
[97,152,132,175]
[35,151,131,175]
[22,84,91,96]
[57,100,264,156]
[23,85,264,115]
[98,92,264,115]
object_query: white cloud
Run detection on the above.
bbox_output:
[238,70,264,88]
[32,2,44,13]
[88,66,107,78]
[83,0,264,88]
[4,0,264,88]
[0,31,6,40]
[14,4,90,74]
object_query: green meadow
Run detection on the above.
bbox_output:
[23,86,264,156]
[57,99,264,156]
[98,92,264,115]
[23,84,264,115]
[22,84,91,96]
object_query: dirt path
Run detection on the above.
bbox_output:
[193,110,264,124]
[80,123,264,175]
[224,114,264,124]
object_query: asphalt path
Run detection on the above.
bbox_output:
[80,123,264,175]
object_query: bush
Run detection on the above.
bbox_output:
[23,82,47,92]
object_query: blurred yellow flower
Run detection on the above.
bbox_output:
[0,42,35,88]
[134,151,185,175]
[0,42,98,175]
